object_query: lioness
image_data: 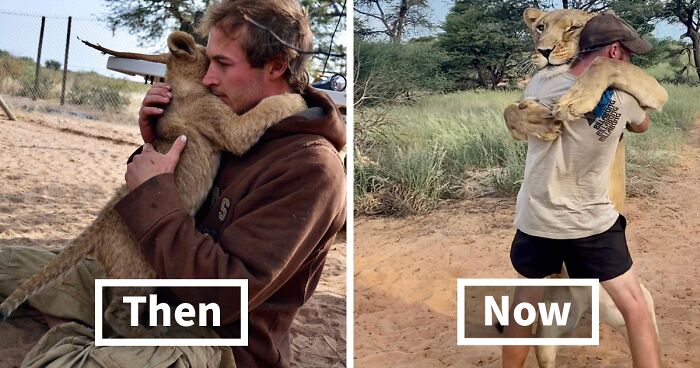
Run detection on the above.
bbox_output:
[502,8,663,368]
[505,8,668,142]
[0,32,307,337]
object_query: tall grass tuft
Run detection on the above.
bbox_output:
[355,85,700,216]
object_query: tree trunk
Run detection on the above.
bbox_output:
[473,61,487,88]
[690,30,700,82]
[391,0,410,44]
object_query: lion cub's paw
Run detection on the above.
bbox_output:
[105,302,168,338]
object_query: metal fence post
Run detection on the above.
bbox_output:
[61,16,72,105]
[33,16,46,101]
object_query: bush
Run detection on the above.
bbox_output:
[67,80,129,111]
[45,59,61,71]
[16,70,57,100]
[354,39,453,108]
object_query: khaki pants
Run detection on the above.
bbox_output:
[0,246,235,368]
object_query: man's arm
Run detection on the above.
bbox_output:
[114,144,346,324]
[627,114,650,133]
[614,90,650,134]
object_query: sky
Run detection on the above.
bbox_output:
[0,1,174,82]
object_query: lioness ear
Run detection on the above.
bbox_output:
[524,8,544,28]
[168,31,197,59]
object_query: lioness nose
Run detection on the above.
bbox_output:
[538,48,552,58]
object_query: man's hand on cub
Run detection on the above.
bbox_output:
[139,82,172,143]
[125,135,187,191]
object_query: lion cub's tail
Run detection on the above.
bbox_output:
[0,225,99,321]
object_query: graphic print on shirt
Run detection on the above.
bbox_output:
[218,198,230,222]
[585,89,620,142]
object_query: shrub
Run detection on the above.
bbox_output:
[354,39,453,108]
[16,70,57,100]
[67,80,129,111]
[45,59,61,71]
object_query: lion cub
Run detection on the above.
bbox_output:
[0,31,307,337]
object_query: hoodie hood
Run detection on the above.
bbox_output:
[258,87,346,152]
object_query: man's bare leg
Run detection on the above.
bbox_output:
[601,266,660,368]
[502,285,545,368]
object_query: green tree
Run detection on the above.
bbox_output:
[302,0,347,78]
[44,59,62,71]
[354,38,452,107]
[439,0,535,89]
[537,0,661,34]
[102,0,211,45]
[661,0,700,81]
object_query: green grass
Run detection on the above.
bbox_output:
[355,85,700,216]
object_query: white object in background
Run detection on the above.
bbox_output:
[106,57,166,78]
[322,90,346,108]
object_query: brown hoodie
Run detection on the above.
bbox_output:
[114,87,346,367]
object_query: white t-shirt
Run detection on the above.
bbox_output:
[514,71,647,239]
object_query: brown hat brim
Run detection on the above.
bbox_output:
[621,37,652,54]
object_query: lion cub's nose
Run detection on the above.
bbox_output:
[538,48,553,58]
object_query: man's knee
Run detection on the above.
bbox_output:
[614,291,650,320]
[602,270,650,319]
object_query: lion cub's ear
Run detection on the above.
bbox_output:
[168,31,197,60]
[524,8,544,28]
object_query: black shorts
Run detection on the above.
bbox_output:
[510,215,632,282]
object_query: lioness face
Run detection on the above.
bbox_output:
[524,8,594,70]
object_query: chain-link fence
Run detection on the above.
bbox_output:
[0,10,154,124]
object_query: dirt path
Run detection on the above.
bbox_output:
[355,123,700,367]
[0,114,346,367]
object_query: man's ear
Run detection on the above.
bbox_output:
[265,55,288,81]
[608,42,623,60]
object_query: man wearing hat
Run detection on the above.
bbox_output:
[502,14,660,368]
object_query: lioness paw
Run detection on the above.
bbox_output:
[554,87,597,122]
[536,130,561,142]
[638,87,669,112]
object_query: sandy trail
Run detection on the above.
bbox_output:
[0,113,346,367]
[355,123,700,367]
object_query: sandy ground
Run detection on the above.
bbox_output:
[355,124,700,367]
[0,112,346,367]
